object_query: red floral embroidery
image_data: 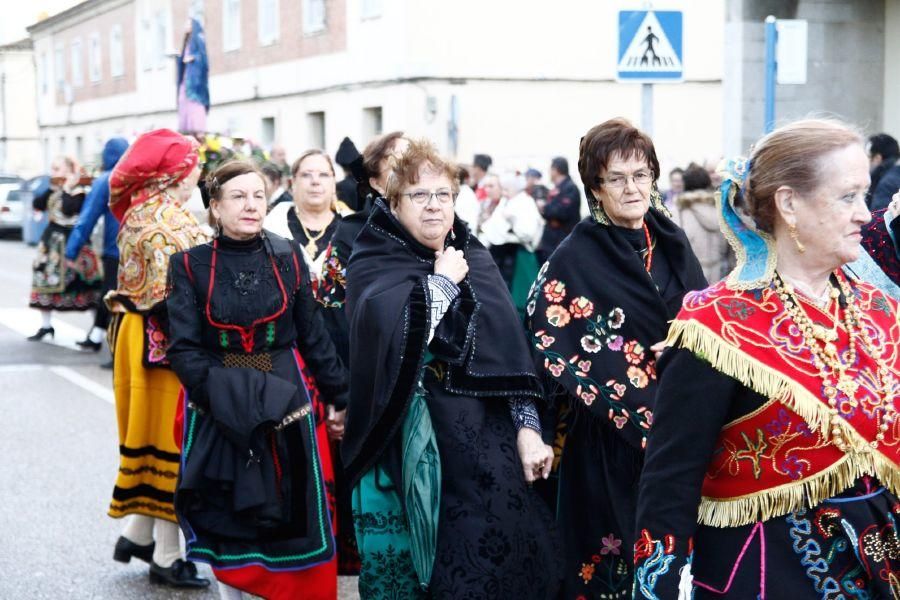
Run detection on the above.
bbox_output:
[569,296,595,319]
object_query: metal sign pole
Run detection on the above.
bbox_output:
[642,83,654,136]
[764,15,777,133]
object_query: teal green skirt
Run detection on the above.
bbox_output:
[352,385,440,599]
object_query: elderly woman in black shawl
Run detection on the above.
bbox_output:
[526,118,706,598]
[345,140,562,599]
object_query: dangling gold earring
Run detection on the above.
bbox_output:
[789,223,805,253]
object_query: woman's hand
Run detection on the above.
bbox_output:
[326,405,346,441]
[886,191,900,225]
[650,340,667,360]
[434,247,468,284]
[516,428,553,483]
[63,172,80,193]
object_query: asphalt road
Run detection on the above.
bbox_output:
[0,238,359,599]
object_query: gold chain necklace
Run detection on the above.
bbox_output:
[773,272,896,451]
[295,207,331,257]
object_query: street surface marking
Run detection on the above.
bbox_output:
[49,366,115,404]
[0,307,91,350]
[0,364,43,373]
[0,362,114,403]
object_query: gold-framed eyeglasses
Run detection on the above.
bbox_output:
[598,171,653,188]
[403,188,456,205]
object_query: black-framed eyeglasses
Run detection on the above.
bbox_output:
[403,188,456,205]
[598,171,653,188]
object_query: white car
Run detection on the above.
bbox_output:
[0,174,25,236]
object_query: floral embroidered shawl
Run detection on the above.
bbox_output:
[526,209,706,449]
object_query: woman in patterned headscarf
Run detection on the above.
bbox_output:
[105,128,209,589]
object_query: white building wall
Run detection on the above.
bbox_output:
[0,45,41,177]
[30,0,725,179]
[884,0,900,136]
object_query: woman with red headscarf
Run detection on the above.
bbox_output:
[105,129,209,589]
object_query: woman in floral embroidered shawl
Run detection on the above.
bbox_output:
[633,118,900,599]
[526,118,705,599]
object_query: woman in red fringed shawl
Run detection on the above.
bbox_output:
[105,129,210,588]
[633,118,900,599]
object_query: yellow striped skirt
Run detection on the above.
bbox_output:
[108,312,182,522]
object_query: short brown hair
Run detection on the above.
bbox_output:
[384,139,459,208]
[206,159,267,202]
[363,131,406,180]
[578,118,660,199]
[745,118,863,233]
[291,149,335,178]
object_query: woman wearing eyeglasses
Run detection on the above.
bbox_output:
[345,139,562,598]
[526,118,706,599]
[266,149,351,279]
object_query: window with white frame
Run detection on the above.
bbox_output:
[88,33,102,83]
[71,38,83,87]
[307,111,325,148]
[361,0,381,20]
[363,106,383,138]
[258,0,279,45]
[54,44,65,91]
[302,0,326,35]
[223,0,242,51]
[140,17,153,70]
[154,10,169,67]
[39,52,48,94]
[109,25,124,77]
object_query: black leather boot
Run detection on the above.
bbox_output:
[149,559,210,588]
[112,536,154,564]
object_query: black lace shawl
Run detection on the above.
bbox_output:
[342,199,542,486]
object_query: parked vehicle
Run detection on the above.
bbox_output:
[0,174,25,237]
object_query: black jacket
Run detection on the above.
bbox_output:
[537,176,581,258]
[871,160,900,211]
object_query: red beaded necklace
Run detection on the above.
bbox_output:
[642,222,653,273]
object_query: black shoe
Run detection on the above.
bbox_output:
[76,338,102,352]
[112,536,155,564]
[149,559,210,588]
[26,326,54,341]
[100,359,114,370]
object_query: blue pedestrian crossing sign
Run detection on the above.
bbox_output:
[617,10,683,81]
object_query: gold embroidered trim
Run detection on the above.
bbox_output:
[698,450,900,527]
[667,318,900,527]
[222,352,274,372]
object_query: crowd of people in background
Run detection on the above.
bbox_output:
[20,118,900,600]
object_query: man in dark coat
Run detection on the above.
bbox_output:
[261,161,292,208]
[536,156,581,263]
[335,137,360,210]
[867,133,900,211]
